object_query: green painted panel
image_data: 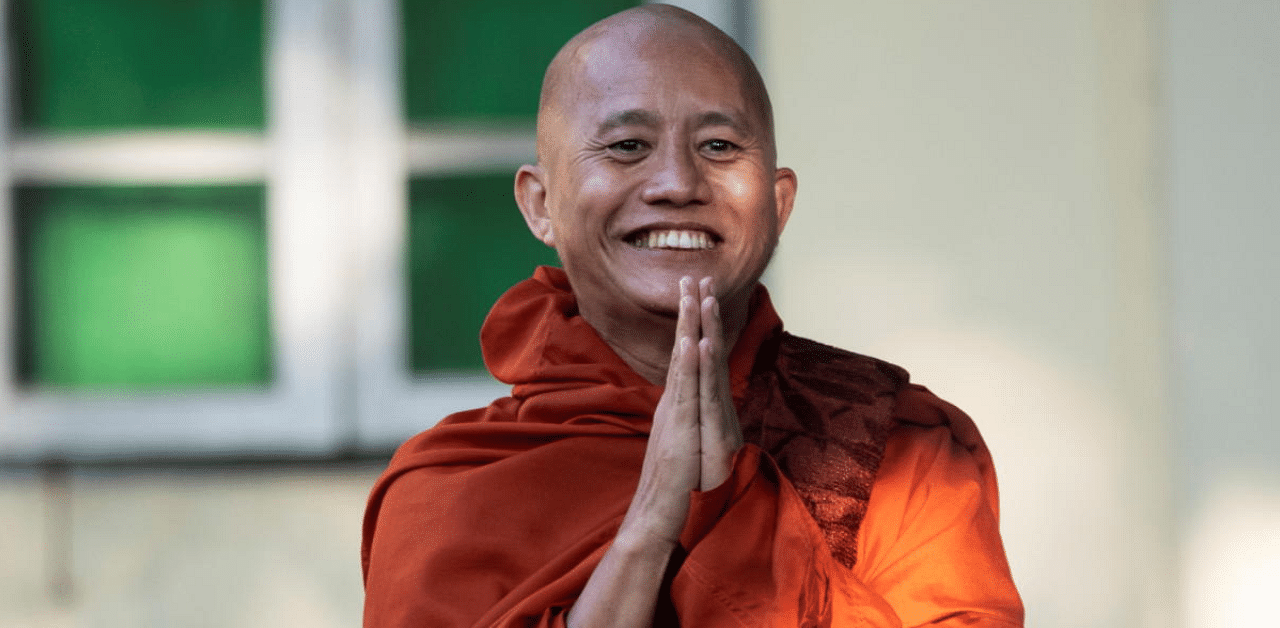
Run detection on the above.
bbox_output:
[402,0,639,121]
[12,0,265,129]
[407,172,559,372]
[15,185,271,389]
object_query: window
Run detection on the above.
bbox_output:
[0,0,747,460]
[2,0,342,459]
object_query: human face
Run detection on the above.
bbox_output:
[524,33,795,327]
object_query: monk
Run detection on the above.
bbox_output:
[363,5,1023,627]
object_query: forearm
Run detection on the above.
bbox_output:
[567,523,676,628]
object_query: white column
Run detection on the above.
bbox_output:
[266,0,351,447]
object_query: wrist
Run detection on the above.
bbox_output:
[613,518,681,559]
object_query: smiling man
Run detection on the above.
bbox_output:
[362,5,1022,627]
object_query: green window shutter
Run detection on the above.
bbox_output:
[12,0,266,129]
[401,0,639,121]
[407,173,559,372]
[15,185,272,389]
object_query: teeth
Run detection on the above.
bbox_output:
[632,229,715,250]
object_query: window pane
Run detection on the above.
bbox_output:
[15,185,271,389]
[407,173,559,372]
[401,0,639,121]
[12,0,265,129]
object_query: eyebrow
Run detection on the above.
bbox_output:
[694,111,749,135]
[594,109,752,136]
[597,109,661,134]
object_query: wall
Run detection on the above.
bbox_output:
[0,464,378,627]
[1165,0,1280,626]
[760,1,1174,626]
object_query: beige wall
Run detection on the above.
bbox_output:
[1164,0,1280,626]
[0,465,378,627]
[759,1,1173,626]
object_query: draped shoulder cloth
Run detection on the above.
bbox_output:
[362,267,1022,627]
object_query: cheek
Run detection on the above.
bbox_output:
[718,173,753,200]
[576,171,617,207]
[714,169,777,230]
[562,170,628,237]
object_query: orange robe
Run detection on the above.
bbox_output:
[363,267,1023,627]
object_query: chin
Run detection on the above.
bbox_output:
[627,275,685,317]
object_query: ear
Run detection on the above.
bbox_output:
[773,167,797,235]
[515,164,556,247]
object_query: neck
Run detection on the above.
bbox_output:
[578,290,752,386]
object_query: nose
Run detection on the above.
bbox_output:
[639,142,710,207]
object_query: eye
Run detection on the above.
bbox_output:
[701,139,740,157]
[607,139,649,158]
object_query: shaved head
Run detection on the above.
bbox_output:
[536,4,774,164]
[513,3,796,356]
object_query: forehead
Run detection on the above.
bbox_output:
[563,31,758,127]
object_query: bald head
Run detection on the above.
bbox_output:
[512,3,798,353]
[536,4,774,164]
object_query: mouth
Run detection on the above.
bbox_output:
[626,227,720,251]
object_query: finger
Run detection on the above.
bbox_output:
[664,277,699,384]
[698,279,726,412]
[698,334,718,427]
[671,283,700,421]
[699,335,732,490]
[681,275,701,345]
[698,284,721,412]
[698,277,718,348]
[699,292,741,490]
[702,290,736,427]
[674,277,700,407]
[697,277,720,405]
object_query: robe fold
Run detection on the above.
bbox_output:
[363,266,1023,627]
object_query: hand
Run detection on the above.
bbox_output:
[621,276,744,544]
[567,276,746,628]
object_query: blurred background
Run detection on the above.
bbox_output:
[0,0,1275,626]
